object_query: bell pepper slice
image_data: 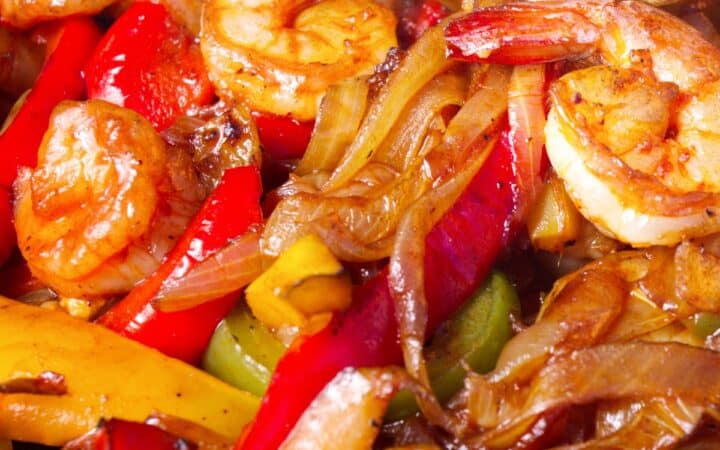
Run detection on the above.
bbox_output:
[0,297,258,446]
[237,130,522,450]
[0,16,102,188]
[65,419,188,450]
[386,270,519,419]
[252,111,314,161]
[98,166,263,364]
[203,305,286,397]
[246,234,352,329]
[85,2,213,130]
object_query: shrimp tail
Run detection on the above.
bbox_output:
[444,3,601,64]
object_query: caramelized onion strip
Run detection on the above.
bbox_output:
[296,77,370,176]
[324,25,455,190]
[153,230,263,312]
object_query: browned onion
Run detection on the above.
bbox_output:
[528,342,717,419]
[262,71,469,261]
[387,65,512,432]
[490,269,626,385]
[163,103,261,192]
[280,368,431,450]
[372,70,468,171]
[556,398,702,450]
[470,342,718,448]
[323,24,455,190]
[153,230,263,312]
[295,77,370,176]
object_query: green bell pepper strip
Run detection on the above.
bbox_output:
[386,270,519,419]
[202,305,285,397]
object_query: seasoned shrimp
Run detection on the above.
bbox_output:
[201,0,397,120]
[14,100,205,299]
[0,0,115,28]
[446,0,720,246]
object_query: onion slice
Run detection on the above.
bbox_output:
[153,230,263,312]
[296,77,369,176]
[280,367,430,450]
[528,342,720,418]
[470,342,718,447]
[324,24,455,190]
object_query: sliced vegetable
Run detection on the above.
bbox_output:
[386,271,519,419]
[526,173,581,252]
[252,112,314,161]
[280,368,426,450]
[295,77,369,175]
[690,312,720,339]
[203,305,285,397]
[85,2,213,130]
[237,130,523,450]
[0,17,102,188]
[64,419,189,450]
[246,234,352,329]
[98,166,263,364]
[0,297,258,446]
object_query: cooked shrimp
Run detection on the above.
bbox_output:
[201,0,397,120]
[14,100,205,299]
[446,0,720,246]
[0,0,115,28]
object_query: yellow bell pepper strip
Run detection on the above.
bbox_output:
[245,234,352,329]
[386,271,519,419]
[0,296,258,446]
[203,305,286,396]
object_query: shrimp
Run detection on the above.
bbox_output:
[201,0,397,120]
[14,100,205,299]
[0,0,115,28]
[445,0,720,246]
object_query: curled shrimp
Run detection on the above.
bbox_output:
[14,100,205,299]
[0,0,115,28]
[446,0,720,246]
[201,0,398,120]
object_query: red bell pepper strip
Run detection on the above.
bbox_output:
[0,17,102,188]
[237,129,522,449]
[84,2,213,130]
[98,166,263,364]
[66,419,187,450]
[252,111,314,161]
